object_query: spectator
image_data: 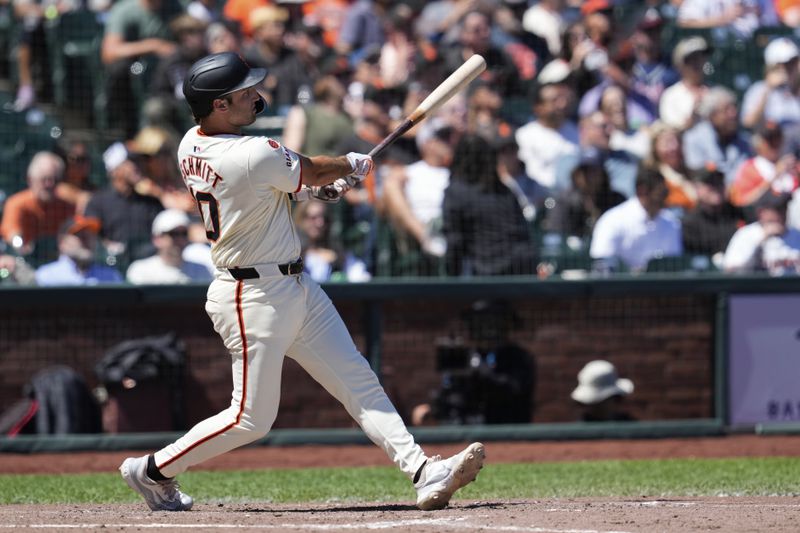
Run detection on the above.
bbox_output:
[268,21,328,115]
[777,0,800,27]
[243,5,291,74]
[521,0,566,58]
[130,126,195,213]
[741,37,800,130]
[628,8,679,110]
[186,0,217,23]
[677,0,760,38]
[441,10,522,98]
[10,0,63,110]
[590,166,682,273]
[659,36,712,131]
[84,143,164,268]
[126,209,212,284]
[0,152,74,261]
[221,0,268,39]
[442,134,537,277]
[282,76,354,155]
[723,192,800,275]
[544,149,626,245]
[35,215,123,286]
[556,111,640,198]
[383,120,456,267]
[683,87,753,186]
[205,20,242,55]
[515,81,579,192]
[101,0,182,138]
[571,360,634,422]
[729,121,799,214]
[55,139,96,215]
[293,200,371,282]
[597,84,652,158]
[682,166,746,260]
[649,123,696,211]
[336,0,390,57]
[301,0,350,50]
[146,14,209,136]
[579,81,657,139]
[379,3,417,89]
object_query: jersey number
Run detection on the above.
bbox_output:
[194,191,220,241]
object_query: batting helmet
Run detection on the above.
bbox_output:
[183,52,267,118]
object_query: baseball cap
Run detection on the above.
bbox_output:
[131,126,174,156]
[690,163,725,186]
[764,37,799,66]
[756,191,792,211]
[672,36,711,68]
[103,142,129,173]
[152,209,191,236]
[59,215,101,237]
[249,5,288,31]
[571,360,633,405]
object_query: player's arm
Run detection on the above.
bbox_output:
[298,155,354,187]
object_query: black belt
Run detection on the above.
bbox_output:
[228,259,304,280]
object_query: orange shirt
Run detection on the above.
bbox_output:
[0,189,75,245]
[223,0,271,38]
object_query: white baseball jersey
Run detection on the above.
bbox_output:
[177,126,303,268]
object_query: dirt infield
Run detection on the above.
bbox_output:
[1,498,799,532]
[2,435,800,532]
[1,434,800,474]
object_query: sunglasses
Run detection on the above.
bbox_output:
[164,229,189,238]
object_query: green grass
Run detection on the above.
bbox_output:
[1,457,799,505]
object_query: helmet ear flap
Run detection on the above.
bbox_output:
[255,96,266,114]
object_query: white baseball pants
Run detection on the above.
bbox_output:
[153,271,427,480]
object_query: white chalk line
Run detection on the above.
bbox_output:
[0,519,632,532]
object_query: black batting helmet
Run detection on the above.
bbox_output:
[183,52,266,118]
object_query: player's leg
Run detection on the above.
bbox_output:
[121,277,303,510]
[286,275,484,509]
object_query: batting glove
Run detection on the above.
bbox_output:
[345,152,373,183]
[312,178,353,203]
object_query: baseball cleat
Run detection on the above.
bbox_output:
[120,456,193,511]
[414,442,485,511]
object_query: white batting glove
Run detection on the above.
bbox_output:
[345,152,373,183]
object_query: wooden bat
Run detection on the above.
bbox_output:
[368,54,487,159]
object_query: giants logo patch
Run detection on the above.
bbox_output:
[267,138,280,149]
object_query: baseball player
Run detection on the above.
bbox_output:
[119,52,485,512]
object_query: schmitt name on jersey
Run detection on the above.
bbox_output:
[180,155,223,187]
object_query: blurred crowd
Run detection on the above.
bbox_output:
[4,0,800,285]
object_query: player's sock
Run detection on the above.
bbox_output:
[413,460,427,484]
[146,454,170,481]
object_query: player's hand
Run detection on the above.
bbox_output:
[312,178,352,203]
[345,152,373,183]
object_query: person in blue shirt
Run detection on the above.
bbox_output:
[35,216,123,286]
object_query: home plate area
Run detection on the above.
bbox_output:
[1,498,799,532]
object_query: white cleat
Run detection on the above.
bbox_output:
[415,442,485,511]
[120,456,193,511]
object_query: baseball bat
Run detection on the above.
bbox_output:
[368,54,487,159]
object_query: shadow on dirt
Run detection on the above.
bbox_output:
[228,501,508,513]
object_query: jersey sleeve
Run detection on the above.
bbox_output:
[245,136,303,194]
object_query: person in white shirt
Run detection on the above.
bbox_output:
[723,192,800,275]
[515,81,579,191]
[741,37,800,129]
[659,36,711,131]
[590,166,682,272]
[126,209,213,284]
